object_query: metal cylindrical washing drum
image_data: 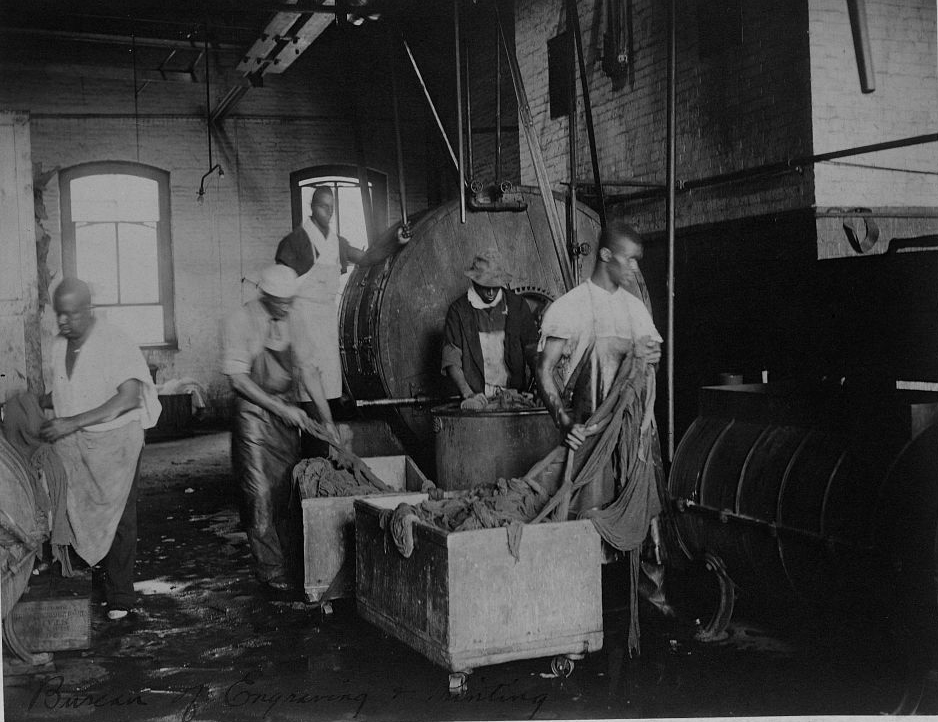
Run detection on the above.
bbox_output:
[431,404,561,491]
[339,187,601,445]
[666,385,938,630]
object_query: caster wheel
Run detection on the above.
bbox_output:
[449,672,468,695]
[551,655,574,678]
[321,601,334,616]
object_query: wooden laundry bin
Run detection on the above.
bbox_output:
[354,495,604,680]
[298,456,429,603]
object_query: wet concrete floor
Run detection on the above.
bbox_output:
[3,430,936,720]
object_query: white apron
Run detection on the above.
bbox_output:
[295,219,343,400]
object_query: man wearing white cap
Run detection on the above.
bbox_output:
[222,264,337,592]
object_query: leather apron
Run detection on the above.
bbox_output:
[230,329,301,581]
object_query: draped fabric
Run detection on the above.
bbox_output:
[565,353,663,656]
[1,392,73,574]
[0,436,43,619]
[54,422,144,567]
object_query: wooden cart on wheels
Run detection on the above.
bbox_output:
[354,494,604,693]
[297,455,429,611]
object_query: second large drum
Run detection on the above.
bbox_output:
[339,187,601,444]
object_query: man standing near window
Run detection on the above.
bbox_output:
[275,186,364,405]
[40,277,162,621]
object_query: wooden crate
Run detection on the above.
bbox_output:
[354,496,604,674]
[299,455,429,603]
[8,597,91,652]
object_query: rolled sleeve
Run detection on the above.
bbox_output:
[441,343,462,373]
[537,302,577,351]
[288,309,320,377]
[221,310,254,376]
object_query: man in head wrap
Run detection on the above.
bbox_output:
[222,264,338,592]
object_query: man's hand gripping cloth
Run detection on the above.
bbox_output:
[545,350,664,657]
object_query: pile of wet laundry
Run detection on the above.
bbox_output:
[380,476,549,561]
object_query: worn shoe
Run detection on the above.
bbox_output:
[106,607,129,620]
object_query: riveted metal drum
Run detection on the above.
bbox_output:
[667,383,938,625]
[339,187,601,445]
[430,404,561,491]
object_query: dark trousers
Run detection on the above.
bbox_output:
[103,452,141,608]
[232,399,301,582]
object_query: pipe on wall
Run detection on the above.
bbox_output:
[665,0,677,462]
[846,0,876,93]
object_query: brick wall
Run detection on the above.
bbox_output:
[514,0,815,232]
[0,34,430,418]
[809,0,938,208]
[809,0,938,258]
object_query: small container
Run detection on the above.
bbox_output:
[718,373,744,386]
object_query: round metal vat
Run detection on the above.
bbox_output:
[339,187,600,444]
[431,404,561,491]
[667,384,938,631]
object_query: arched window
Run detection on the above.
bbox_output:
[290,165,389,253]
[59,162,175,347]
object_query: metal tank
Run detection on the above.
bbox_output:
[430,404,561,491]
[339,187,600,449]
[667,383,938,641]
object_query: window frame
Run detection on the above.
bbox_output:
[289,164,389,246]
[59,161,176,349]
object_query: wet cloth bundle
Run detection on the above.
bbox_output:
[380,477,549,561]
[292,456,394,498]
[480,389,542,412]
[0,392,73,574]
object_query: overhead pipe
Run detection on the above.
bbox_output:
[494,20,502,182]
[454,0,467,224]
[0,26,242,52]
[402,37,460,172]
[565,0,579,285]
[846,0,876,93]
[565,0,606,227]
[388,28,409,230]
[494,1,573,290]
[463,40,474,185]
[665,0,677,462]
[197,32,224,201]
[594,133,938,204]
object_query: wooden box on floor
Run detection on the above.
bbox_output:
[7,572,92,656]
[354,495,604,676]
[299,455,429,603]
[9,598,91,651]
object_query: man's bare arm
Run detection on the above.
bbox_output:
[40,379,143,442]
[536,338,586,450]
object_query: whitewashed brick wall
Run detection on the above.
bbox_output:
[1,51,429,414]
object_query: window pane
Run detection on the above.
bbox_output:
[71,174,159,222]
[96,305,165,345]
[336,185,369,249]
[76,222,119,304]
[118,222,160,303]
